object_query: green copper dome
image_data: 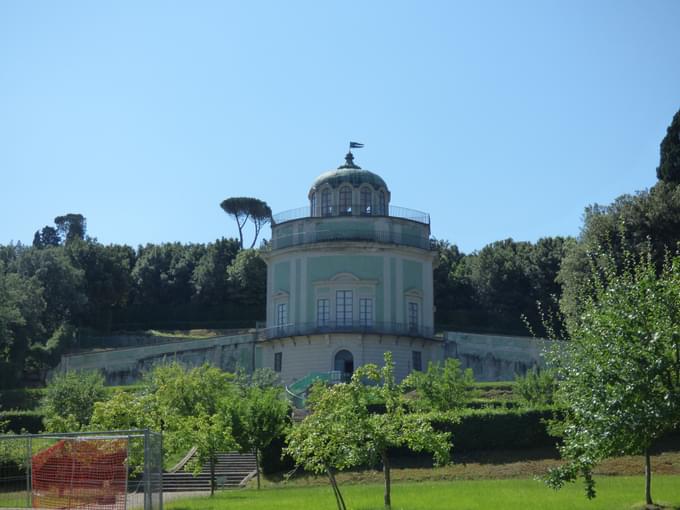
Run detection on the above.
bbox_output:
[309,152,388,194]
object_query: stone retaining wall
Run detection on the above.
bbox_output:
[55,333,257,385]
[444,331,555,381]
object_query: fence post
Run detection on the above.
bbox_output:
[26,437,32,508]
[159,431,163,510]
[144,429,151,510]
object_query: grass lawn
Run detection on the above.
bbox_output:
[165,476,680,510]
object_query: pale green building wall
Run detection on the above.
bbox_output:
[306,254,385,322]
[273,261,290,293]
[265,246,433,330]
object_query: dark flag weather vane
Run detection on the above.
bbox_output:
[341,141,364,169]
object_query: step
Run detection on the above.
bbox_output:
[162,451,257,492]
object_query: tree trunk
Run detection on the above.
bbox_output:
[381,452,391,510]
[255,448,261,489]
[210,456,215,497]
[645,448,653,506]
[325,466,346,510]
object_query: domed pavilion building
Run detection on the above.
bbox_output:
[259,150,444,387]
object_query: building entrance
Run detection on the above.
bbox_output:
[334,349,354,381]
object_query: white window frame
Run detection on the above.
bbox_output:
[408,301,419,332]
[313,273,377,329]
[317,298,330,327]
[336,290,353,326]
[277,302,288,331]
[359,297,373,327]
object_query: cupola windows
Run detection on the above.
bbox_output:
[360,188,372,216]
[308,181,390,218]
[310,192,317,216]
[339,187,352,216]
[378,191,386,215]
[321,189,332,216]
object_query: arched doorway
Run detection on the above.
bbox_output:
[334,350,354,381]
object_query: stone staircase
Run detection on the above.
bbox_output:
[162,452,257,492]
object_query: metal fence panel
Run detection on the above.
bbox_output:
[0,430,162,510]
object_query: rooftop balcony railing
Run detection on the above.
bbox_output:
[272,204,430,225]
[256,321,436,341]
[270,228,432,251]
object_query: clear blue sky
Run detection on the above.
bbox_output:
[2,1,679,253]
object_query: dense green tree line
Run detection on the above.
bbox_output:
[432,236,570,337]
[432,236,574,337]
[0,217,266,387]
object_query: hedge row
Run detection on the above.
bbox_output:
[0,389,44,410]
[261,406,561,474]
[1,411,44,433]
[437,407,560,453]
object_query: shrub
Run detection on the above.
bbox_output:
[515,367,557,407]
[1,411,44,433]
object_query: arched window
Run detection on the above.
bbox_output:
[339,187,352,216]
[321,189,332,216]
[310,192,317,216]
[378,191,386,215]
[360,188,372,216]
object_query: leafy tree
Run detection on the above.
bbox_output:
[402,358,473,412]
[0,263,45,387]
[90,389,159,474]
[132,243,204,305]
[233,367,281,391]
[285,381,365,510]
[514,367,556,407]
[546,248,680,506]
[226,249,267,309]
[32,226,61,248]
[352,354,451,509]
[54,213,86,243]
[287,353,451,510]
[66,240,135,330]
[230,386,289,489]
[469,239,535,316]
[146,363,237,496]
[91,390,157,432]
[432,239,478,314]
[528,237,574,338]
[42,370,107,431]
[28,323,78,384]
[433,237,572,336]
[191,238,240,303]
[174,404,235,496]
[656,108,680,184]
[220,197,272,249]
[95,363,240,493]
[13,247,86,332]
[558,183,680,328]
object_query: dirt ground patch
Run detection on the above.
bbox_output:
[272,447,680,487]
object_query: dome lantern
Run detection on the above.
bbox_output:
[308,152,391,217]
